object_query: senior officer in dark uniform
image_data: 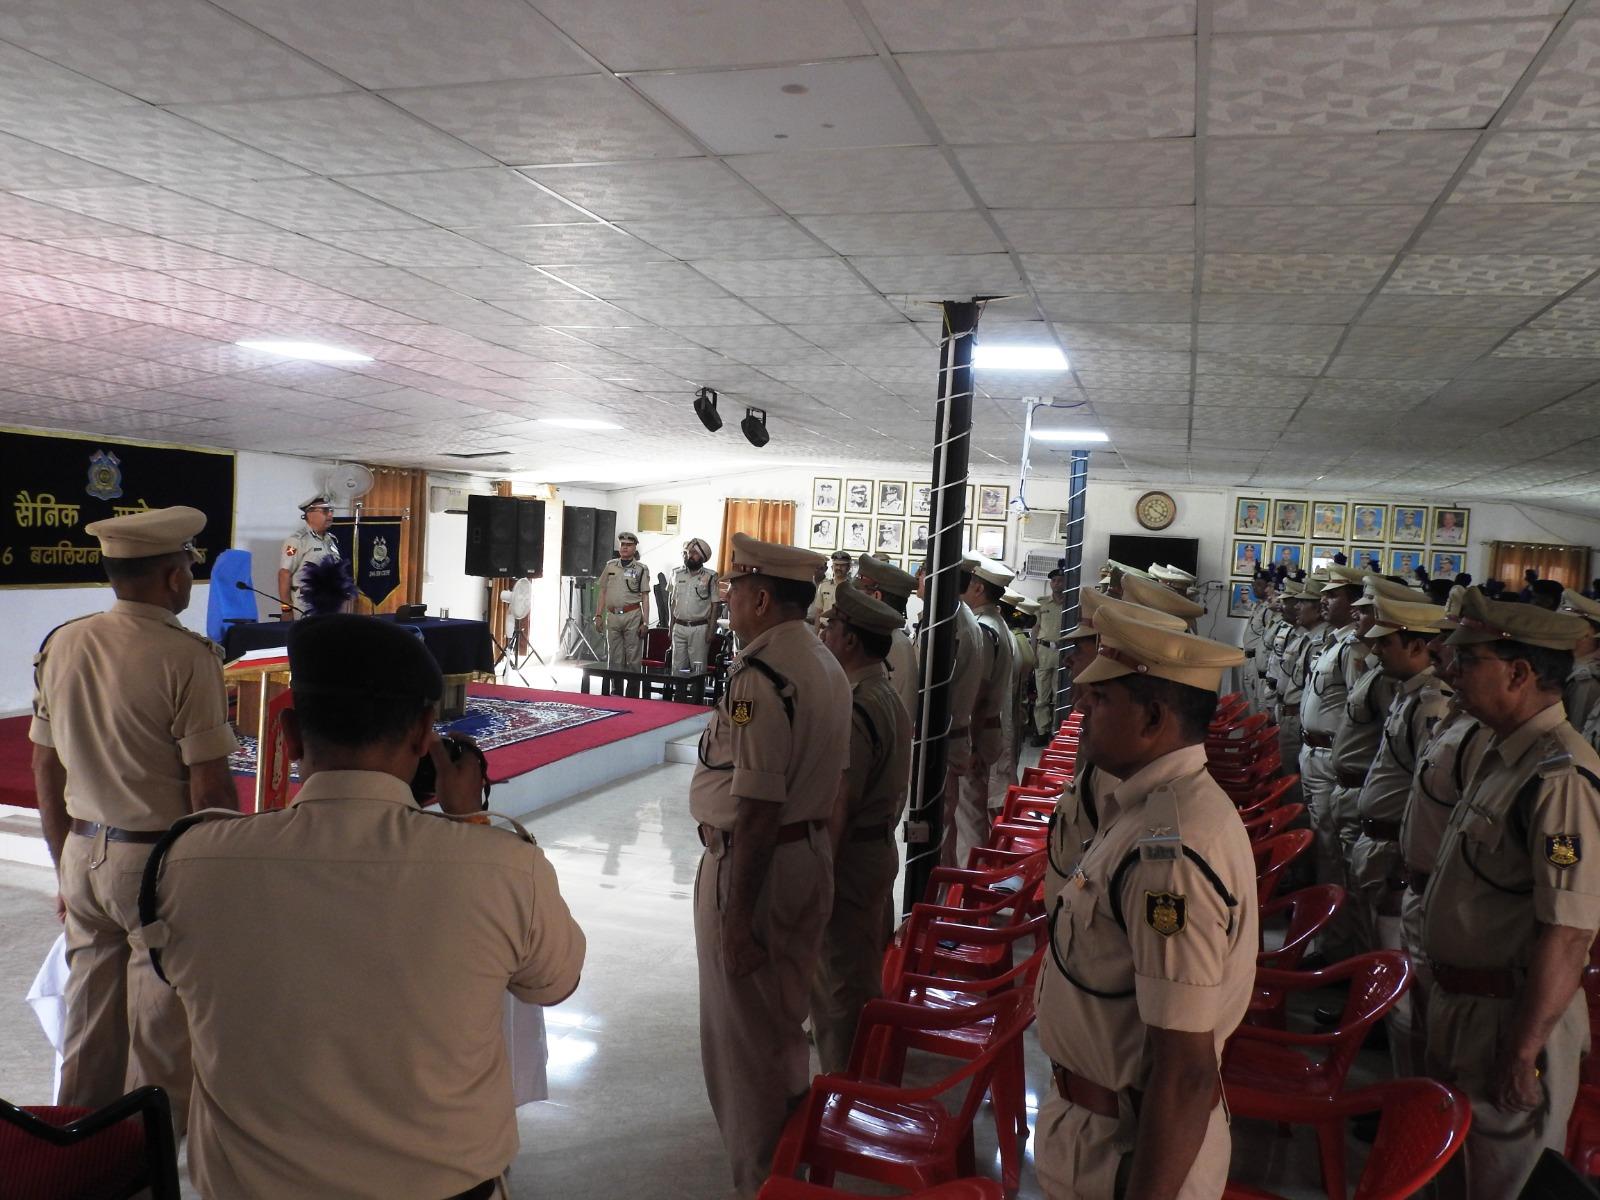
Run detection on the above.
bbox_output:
[1036,605,1257,1200]
[146,615,585,1200]
[594,531,649,669]
[1422,589,1600,1200]
[29,506,238,1129]
[669,536,720,672]
[277,493,340,618]
[809,585,913,1073]
[691,532,851,1196]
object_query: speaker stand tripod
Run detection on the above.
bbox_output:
[560,575,601,662]
[482,580,560,688]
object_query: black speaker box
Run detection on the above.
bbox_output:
[514,498,545,577]
[562,505,597,577]
[466,496,545,577]
[592,508,617,577]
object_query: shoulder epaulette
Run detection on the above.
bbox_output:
[35,614,95,656]
[1538,746,1576,779]
[137,807,254,985]
[740,655,795,724]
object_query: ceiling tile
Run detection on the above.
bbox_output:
[535,260,732,299]
[960,141,1193,208]
[1204,253,1391,293]
[619,216,828,261]
[1340,324,1509,356]
[1198,293,1368,323]
[339,169,587,227]
[616,297,771,327]
[1056,323,1193,352]
[994,208,1193,254]
[1502,15,1600,130]
[847,253,1023,295]
[0,41,147,120]
[14,186,271,237]
[1357,293,1550,325]
[1195,352,1327,375]
[0,129,141,189]
[1206,132,1476,204]
[691,257,870,297]
[307,229,524,268]
[454,223,668,266]
[525,158,772,221]
[746,294,909,325]
[1041,292,1194,322]
[730,147,971,215]
[1454,131,1600,203]
[1211,0,1562,34]
[800,211,1003,257]
[1385,253,1600,295]
[1496,326,1600,358]
[1025,253,1193,292]
[1199,323,1343,354]
[863,0,1194,51]
[1205,205,1424,253]
[171,176,436,233]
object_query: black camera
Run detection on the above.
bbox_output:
[410,734,490,808]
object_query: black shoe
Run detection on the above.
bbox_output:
[1350,1110,1380,1144]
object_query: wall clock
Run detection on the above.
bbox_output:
[1135,490,1177,531]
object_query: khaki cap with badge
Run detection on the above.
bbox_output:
[1121,571,1206,619]
[1060,587,1188,642]
[1106,558,1155,584]
[297,494,332,512]
[856,555,915,599]
[1017,597,1041,617]
[1321,564,1367,592]
[617,531,639,544]
[1365,596,1449,638]
[1561,589,1600,629]
[828,585,904,636]
[961,554,1016,589]
[729,532,825,582]
[85,505,206,559]
[1447,587,1592,651]
[1150,563,1196,586]
[1075,604,1245,691]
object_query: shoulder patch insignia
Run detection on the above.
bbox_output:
[284,545,296,556]
[1145,891,1186,937]
[730,699,754,726]
[1547,834,1581,868]
[1539,750,1575,779]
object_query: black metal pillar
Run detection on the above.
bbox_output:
[1053,448,1090,725]
[903,299,979,913]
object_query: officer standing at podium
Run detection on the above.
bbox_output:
[277,494,341,619]
[670,537,719,673]
[594,532,649,669]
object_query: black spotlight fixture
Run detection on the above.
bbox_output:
[693,385,722,432]
[740,406,769,448]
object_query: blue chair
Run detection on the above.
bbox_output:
[206,549,256,644]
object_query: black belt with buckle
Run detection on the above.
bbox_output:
[673,617,710,627]
[445,1182,496,1200]
[69,819,165,844]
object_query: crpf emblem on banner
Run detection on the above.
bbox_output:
[86,450,123,501]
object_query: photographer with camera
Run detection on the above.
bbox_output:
[142,614,585,1200]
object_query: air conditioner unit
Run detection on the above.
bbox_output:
[1022,550,1060,578]
[1020,509,1067,543]
[429,486,472,514]
[638,502,681,535]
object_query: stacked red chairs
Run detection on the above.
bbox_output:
[881,855,1046,994]
[1251,830,1314,906]
[1242,802,1306,844]
[759,1180,1003,1200]
[1564,964,1600,1174]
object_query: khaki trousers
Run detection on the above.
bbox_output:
[1396,888,1432,1078]
[1329,783,1373,954]
[1034,657,1058,740]
[671,622,710,672]
[955,723,1003,867]
[1035,1092,1230,1199]
[1275,711,1304,809]
[1426,986,1587,1200]
[939,732,974,867]
[59,831,191,1133]
[808,835,897,1074]
[696,832,831,1197]
[603,608,643,668]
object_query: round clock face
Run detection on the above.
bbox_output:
[1136,491,1177,530]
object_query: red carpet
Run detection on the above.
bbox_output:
[0,684,706,811]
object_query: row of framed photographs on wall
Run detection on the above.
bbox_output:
[813,477,1012,522]
[1234,541,1467,579]
[1235,497,1470,546]
[809,514,1008,561]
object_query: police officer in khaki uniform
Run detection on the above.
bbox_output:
[856,554,918,723]
[918,558,988,867]
[809,586,913,1073]
[808,550,852,626]
[1035,569,1067,742]
[1560,588,1600,730]
[1035,606,1257,1199]
[670,536,720,673]
[1006,594,1039,776]
[29,506,238,1129]
[691,533,851,1196]
[1422,589,1600,1200]
[1274,577,1329,807]
[147,615,585,1199]
[1240,571,1277,715]
[957,555,1017,864]
[277,493,341,618]
[1122,571,1205,633]
[594,532,649,669]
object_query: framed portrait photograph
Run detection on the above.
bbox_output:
[1309,543,1345,572]
[975,523,1006,560]
[808,516,837,550]
[841,517,870,552]
[1431,550,1466,578]
[812,476,840,514]
[1232,539,1265,577]
[1311,502,1347,540]
[1391,506,1426,543]
[1273,499,1308,538]
[1350,544,1384,572]
[1234,497,1270,535]
[844,478,873,515]
[874,518,905,554]
[1269,542,1304,572]
[1351,504,1386,541]
[965,484,975,516]
[1228,582,1255,619]
[962,523,974,553]
[1432,507,1469,546]
[977,484,1010,522]
[911,483,933,518]
[877,480,907,516]
[1389,548,1423,577]
[910,521,930,554]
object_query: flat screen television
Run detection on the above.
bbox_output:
[1107,534,1200,578]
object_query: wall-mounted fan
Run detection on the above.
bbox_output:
[323,462,375,508]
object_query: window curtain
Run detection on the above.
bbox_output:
[361,465,427,614]
[1488,541,1592,590]
[719,499,796,572]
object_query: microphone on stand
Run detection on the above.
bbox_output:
[236,579,303,617]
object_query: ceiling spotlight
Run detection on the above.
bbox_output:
[1031,429,1109,443]
[740,406,769,448]
[693,386,722,432]
[974,344,1069,372]
[235,339,372,363]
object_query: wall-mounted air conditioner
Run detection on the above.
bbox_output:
[429,486,472,514]
[638,502,681,535]
[1019,509,1067,543]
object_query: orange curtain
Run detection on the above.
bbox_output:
[359,465,427,614]
[719,498,796,571]
[1489,541,1592,590]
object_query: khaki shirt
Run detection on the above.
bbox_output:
[1401,704,1489,874]
[1013,631,1038,690]
[669,565,718,623]
[156,770,586,1200]
[809,575,849,625]
[1423,703,1600,971]
[279,525,341,599]
[921,602,985,734]
[596,556,649,611]
[30,600,237,829]
[1299,624,1361,738]
[1037,596,1065,646]
[1564,652,1600,733]
[1043,761,1120,908]
[690,619,851,829]
[887,628,918,723]
[1331,664,1398,784]
[1263,622,1299,704]
[1242,599,1275,673]
[841,662,913,833]
[1036,745,1258,1089]
[1279,621,1329,709]
[1356,669,1452,824]
[972,603,1014,728]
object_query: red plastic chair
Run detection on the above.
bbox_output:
[1243,803,1305,844]
[1256,885,1348,973]
[1566,1083,1600,1176]
[1233,774,1297,818]
[641,627,671,668]
[1224,1079,1469,1200]
[1020,766,1070,790]
[1252,829,1314,905]
[759,1180,1003,1200]
[1582,965,1600,1087]
[768,993,1033,1193]
[0,1086,180,1200]
[1223,952,1414,1200]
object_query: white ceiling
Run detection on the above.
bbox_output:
[0,0,1599,505]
